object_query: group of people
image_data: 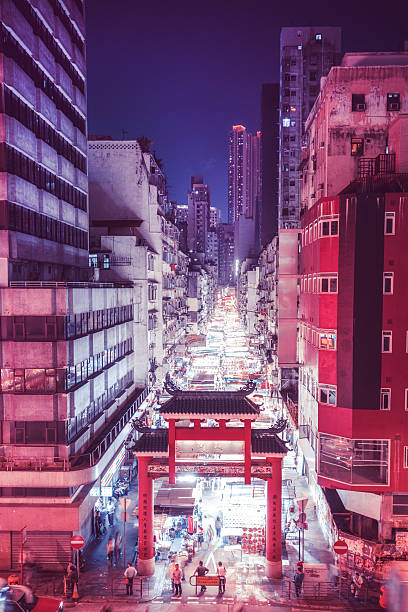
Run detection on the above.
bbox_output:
[105,532,123,568]
[167,558,227,597]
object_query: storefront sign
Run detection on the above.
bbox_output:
[101,447,127,487]
[147,462,274,478]
[395,531,408,552]
[90,486,113,497]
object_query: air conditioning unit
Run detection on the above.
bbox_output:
[389,102,400,111]
[356,103,366,111]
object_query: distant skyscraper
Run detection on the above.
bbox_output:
[260,84,279,246]
[218,223,235,287]
[228,126,261,225]
[175,204,188,252]
[187,175,210,254]
[228,126,261,263]
[279,27,341,229]
[209,206,221,230]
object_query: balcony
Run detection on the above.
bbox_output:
[358,153,395,178]
[0,388,149,482]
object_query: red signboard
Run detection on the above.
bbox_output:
[70,535,85,550]
[333,539,348,555]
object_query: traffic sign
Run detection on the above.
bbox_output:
[70,535,85,550]
[121,511,130,523]
[333,539,348,555]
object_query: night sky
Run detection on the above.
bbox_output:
[86,0,406,220]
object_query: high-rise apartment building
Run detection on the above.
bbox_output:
[187,175,210,254]
[175,204,188,252]
[0,0,149,568]
[279,27,341,229]
[298,55,408,547]
[260,84,279,247]
[228,126,261,262]
[218,223,235,287]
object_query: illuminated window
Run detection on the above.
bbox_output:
[380,388,391,410]
[384,212,395,235]
[282,118,290,127]
[291,120,296,127]
[298,45,302,50]
[290,105,296,112]
[315,33,322,40]
[383,272,394,294]
[382,331,392,353]
[351,138,364,156]
[319,332,336,350]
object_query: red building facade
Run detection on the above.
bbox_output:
[299,184,408,540]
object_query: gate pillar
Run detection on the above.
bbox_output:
[137,456,155,576]
[265,457,282,579]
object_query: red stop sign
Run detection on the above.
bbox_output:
[70,535,85,550]
[333,539,348,555]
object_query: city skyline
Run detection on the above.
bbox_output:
[86,0,406,219]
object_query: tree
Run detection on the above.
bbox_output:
[137,136,153,153]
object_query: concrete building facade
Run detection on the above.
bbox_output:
[298,54,408,549]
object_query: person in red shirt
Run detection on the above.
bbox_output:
[173,563,182,597]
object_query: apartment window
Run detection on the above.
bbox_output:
[351,138,364,156]
[352,94,366,112]
[319,435,389,485]
[310,71,317,81]
[319,385,336,406]
[387,93,400,112]
[380,388,391,410]
[320,276,338,294]
[282,118,290,127]
[405,448,408,468]
[290,90,296,97]
[313,221,318,240]
[319,217,339,237]
[393,495,408,515]
[382,331,392,353]
[383,272,394,294]
[315,33,322,40]
[319,332,336,350]
[384,212,395,235]
[405,389,408,411]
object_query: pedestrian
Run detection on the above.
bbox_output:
[215,516,222,538]
[107,499,115,526]
[217,561,226,594]
[293,565,304,598]
[106,537,114,568]
[351,572,363,599]
[194,560,209,594]
[66,562,78,597]
[173,563,182,597]
[197,525,204,549]
[168,557,177,592]
[114,532,122,565]
[124,562,137,596]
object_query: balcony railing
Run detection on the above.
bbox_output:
[9,280,133,289]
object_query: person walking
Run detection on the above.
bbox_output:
[107,499,115,526]
[215,516,222,538]
[168,558,177,593]
[124,562,137,596]
[194,560,209,594]
[217,561,226,594]
[173,563,182,597]
[114,532,122,565]
[106,537,114,568]
[293,565,304,598]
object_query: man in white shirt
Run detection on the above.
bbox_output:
[124,562,137,595]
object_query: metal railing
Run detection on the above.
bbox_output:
[9,280,133,289]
